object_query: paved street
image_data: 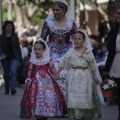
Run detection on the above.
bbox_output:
[0,79,118,120]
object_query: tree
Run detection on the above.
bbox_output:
[2,0,56,36]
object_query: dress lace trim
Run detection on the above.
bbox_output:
[45,15,74,34]
[29,58,49,66]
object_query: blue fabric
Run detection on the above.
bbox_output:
[1,58,19,90]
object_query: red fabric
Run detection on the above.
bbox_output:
[20,88,31,118]
[52,80,67,116]
[47,62,67,116]
[20,61,67,118]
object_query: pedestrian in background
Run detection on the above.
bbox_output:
[56,30,105,120]
[104,7,120,120]
[0,20,22,95]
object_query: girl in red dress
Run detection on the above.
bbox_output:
[20,38,67,120]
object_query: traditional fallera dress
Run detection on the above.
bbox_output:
[20,60,67,118]
[59,48,102,120]
[40,15,78,96]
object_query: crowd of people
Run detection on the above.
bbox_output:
[0,0,120,120]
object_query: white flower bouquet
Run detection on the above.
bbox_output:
[101,79,117,90]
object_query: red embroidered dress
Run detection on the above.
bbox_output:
[20,61,67,118]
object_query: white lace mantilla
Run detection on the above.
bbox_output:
[45,15,74,34]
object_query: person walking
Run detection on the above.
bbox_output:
[40,0,78,96]
[104,7,120,120]
[20,38,67,120]
[0,20,22,95]
[56,30,105,120]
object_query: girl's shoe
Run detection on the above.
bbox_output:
[11,89,16,95]
[5,90,9,95]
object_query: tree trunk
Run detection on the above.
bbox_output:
[22,8,31,28]
[75,0,80,25]
[97,7,108,21]
[7,1,13,20]
[13,3,24,37]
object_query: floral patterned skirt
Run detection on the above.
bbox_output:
[20,77,67,118]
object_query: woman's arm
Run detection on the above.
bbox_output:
[40,21,49,40]
[70,21,78,39]
[92,70,99,84]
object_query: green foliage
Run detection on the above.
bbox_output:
[2,7,7,22]
[2,0,70,27]
[29,0,70,25]
[30,10,44,28]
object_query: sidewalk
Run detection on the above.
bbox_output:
[0,80,118,120]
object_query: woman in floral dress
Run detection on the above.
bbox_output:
[40,0,78,96]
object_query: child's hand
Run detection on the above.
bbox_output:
[26,81,31,90]
[55,73,60,80]
[94,77,99,85]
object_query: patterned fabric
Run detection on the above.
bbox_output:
[20,89,31,118]
[40,15,78,96]
[41,16,77,56]
[68,85,101,120]
[59,48,101,119]
[20,61,67,118]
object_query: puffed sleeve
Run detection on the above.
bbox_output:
[85,52,96,71]
[40,21,49,41]
[25,61,33,83]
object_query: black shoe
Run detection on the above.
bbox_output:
[36,118,42,120]
[5,91,9,95]
[11,89,16,95]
